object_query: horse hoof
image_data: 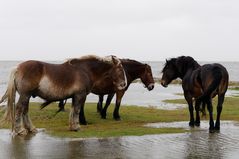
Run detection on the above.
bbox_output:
[114,117,121,121]
[209,129,215,133]
[214,126,220,131]
[16,128,28,136]
[80,121,87,125]
[30,127,38,134]
[195,122,200,127]
[189,122,194,127]
[69,127,80,132]
[69,125,80,131]
[101,116,106,119]
[209,127,215,133]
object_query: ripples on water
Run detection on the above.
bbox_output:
[1,121,239,159]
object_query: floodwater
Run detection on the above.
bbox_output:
[1,121,239,159]
[0,61,239,158]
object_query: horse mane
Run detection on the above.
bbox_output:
[121,58,146,67]
[67,55,121,65]
[162,56,200,77]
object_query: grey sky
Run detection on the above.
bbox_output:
[0,0,239,61]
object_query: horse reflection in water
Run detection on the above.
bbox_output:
[0,55,127,135]
[161,56,228,132]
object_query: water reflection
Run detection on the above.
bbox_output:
[1,121,239,159]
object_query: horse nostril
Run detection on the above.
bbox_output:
[151,85,154,90]
[120,82,126,88]
[148,84,154,90]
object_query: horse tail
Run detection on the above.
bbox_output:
[0,68,17,130]
[198,67,222,102]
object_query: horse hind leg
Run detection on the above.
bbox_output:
[195,99,201,127]
[14,95,31,135]
[206,99,215,133]
[22,98,37,133]
[69,94,86,131]
[215,93,225,131]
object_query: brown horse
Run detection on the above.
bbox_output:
[0,55,127,135]
[96,59,155,120]
[161,56,228,132]
[41,59,154,121]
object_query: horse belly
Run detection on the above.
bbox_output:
[37,76,81,100]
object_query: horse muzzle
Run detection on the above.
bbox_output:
[161,80,168,88]
[147,83,154,91]
[117,82,127,90]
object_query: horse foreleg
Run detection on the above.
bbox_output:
[206,99,214,133]
[101,93,114,119]
[113,91,124,121]
[69,95,83,131]
[79,96,87,125]
[97,95,104,113]
[195,99,201,127]
[215,93,225,131]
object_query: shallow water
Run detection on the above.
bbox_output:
[1,121,239,159]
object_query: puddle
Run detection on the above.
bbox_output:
[1,121,239,159]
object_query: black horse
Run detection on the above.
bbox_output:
[161,56,228,132]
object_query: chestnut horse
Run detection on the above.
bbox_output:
[161,56,228,132]
[0,55,127,135]
[41,59,154,121]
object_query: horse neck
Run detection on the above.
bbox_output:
[178,61,200,79]
[77,60,112,78]
[85,61,112,77]
[123,61,145,82]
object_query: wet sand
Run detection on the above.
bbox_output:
[1,121,239,159]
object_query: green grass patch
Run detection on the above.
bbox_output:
[163,96,239,121]
[1,96,239,138]
[0,102,187,138]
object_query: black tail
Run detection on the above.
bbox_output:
[198,67,222,101]
[40,101,52,110]
[54,100,67,116]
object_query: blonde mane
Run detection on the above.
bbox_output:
[67,55,121,65]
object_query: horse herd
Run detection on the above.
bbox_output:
[0,55,228,135]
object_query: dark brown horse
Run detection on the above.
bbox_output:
[42,59,155,121]
[0,55,127,135]
[161,56,228,132]
[96,59,155,120]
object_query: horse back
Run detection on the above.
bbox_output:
[15,60,89,98]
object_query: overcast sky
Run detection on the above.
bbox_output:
[0,0,238,61]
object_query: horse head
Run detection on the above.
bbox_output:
[161,58,178,87]
[141,64,154,91]
[161,56,200,87]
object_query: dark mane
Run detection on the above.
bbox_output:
[162,56,200,77]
